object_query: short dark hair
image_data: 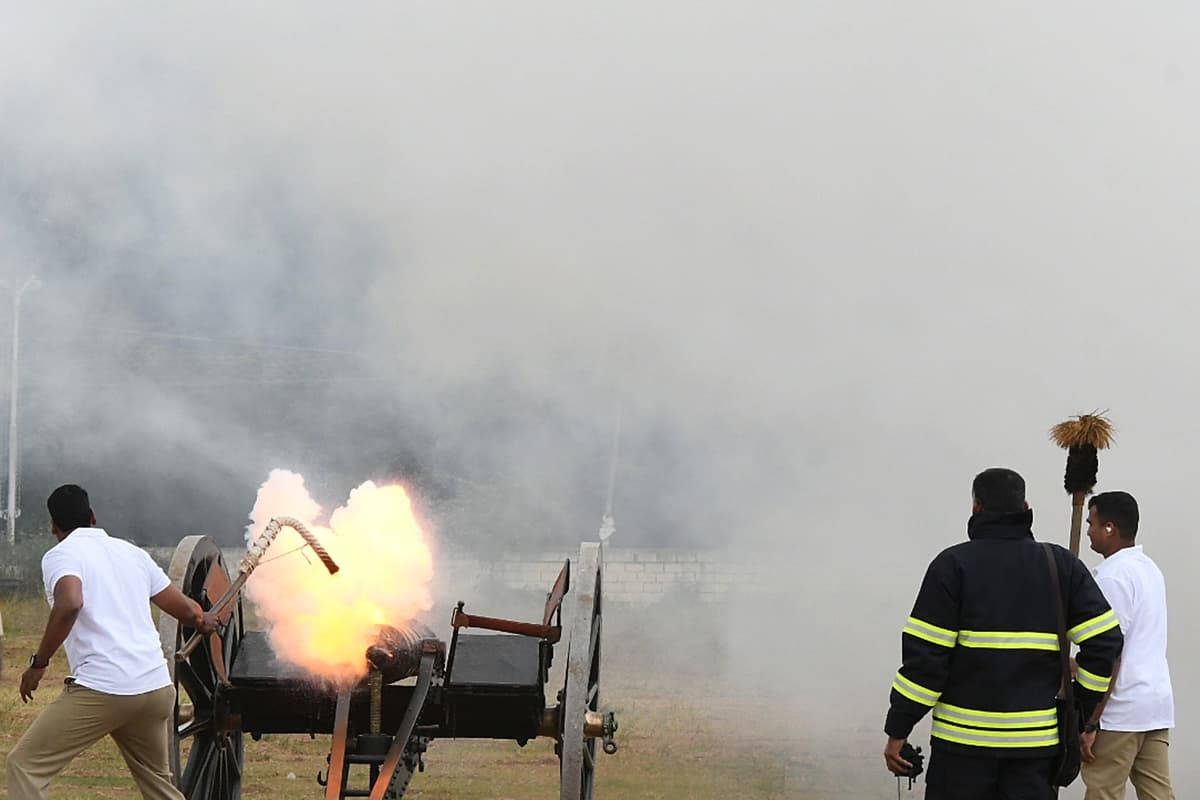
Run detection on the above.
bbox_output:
[1089,491,1139,541]
[47,484,92,532]
[972,468,1026,512]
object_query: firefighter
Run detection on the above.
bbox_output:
[883,467,1123,798]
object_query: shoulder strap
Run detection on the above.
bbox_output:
[1042,543,1074,702]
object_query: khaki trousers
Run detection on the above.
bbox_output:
[6,682,183,800]
[1081,728,1174,800]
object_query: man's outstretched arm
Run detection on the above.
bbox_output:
[151,585,216,633]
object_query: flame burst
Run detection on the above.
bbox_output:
[243,469,435,683]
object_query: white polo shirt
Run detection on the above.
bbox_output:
[41,527,173,695]
[1093,544,1174,731]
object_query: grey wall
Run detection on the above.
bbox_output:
[138,545,763,607]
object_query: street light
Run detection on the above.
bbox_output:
[2,275,40,545]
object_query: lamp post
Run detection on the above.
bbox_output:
[4,275,39,545]
[598,401,622,543]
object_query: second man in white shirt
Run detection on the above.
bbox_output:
[1081,490,1175,800]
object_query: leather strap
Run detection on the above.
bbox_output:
[1042,543,1074,707]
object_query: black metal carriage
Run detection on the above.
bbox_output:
[157,535,616,800]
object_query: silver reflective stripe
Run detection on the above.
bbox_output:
[1069,610,1119,644]
[933,703,1057,729]
[903,617,957,648]
[892,673,939,706]
[931,720,1059,748]
[1076,667,1111,693]
[957,630,1059,650]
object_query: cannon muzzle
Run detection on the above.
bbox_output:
[365,623,443,682]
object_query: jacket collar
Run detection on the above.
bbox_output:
[967,509,1035,540]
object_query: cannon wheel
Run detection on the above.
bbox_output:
[560,541,603,800]
[157,535,245,800]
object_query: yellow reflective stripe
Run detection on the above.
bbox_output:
[1069,610,1120,644]
[1076,666,1111,693]
[957,630,1059,651]
[903,616,957,648]
[931,720,1059,748]
[932,702,1058,729]
[892,672,940,707]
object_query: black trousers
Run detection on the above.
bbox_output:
[924,750,1057,800]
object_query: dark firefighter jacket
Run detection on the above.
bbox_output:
[885,509,1123,757]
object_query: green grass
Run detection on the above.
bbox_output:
[1,595,892,799]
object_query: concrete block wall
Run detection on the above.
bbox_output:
[137,545,763,607]
[438,547,762,605]
[0,563,26,593]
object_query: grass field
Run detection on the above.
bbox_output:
[0,595,894,799]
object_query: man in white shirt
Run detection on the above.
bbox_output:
[7,484,215,800]
[1080,490,1175,800]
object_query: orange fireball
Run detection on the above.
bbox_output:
[243,470,435,684]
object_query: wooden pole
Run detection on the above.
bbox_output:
[1069,491,1086,556]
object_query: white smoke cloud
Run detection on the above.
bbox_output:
[3,3,1199,792]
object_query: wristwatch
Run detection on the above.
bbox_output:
[28,654,49,669]
[1082,722,1100,734]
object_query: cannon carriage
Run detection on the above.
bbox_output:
[157,533,616,800]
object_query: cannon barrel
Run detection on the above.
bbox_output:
[366,623,443,683]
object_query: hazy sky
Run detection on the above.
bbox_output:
[2,3,1198,792]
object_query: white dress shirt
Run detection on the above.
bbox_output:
[1093,544,1174,731]
[41,528,173,694]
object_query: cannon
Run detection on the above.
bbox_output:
[157,533,616,800]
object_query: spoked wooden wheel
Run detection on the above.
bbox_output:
[560,541,605,800]
[157,535,244,800]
